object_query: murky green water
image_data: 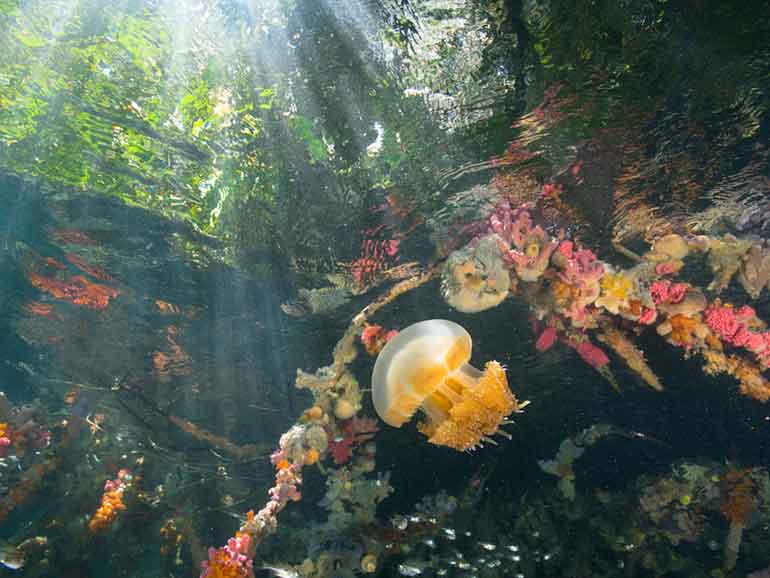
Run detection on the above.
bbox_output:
[1,1,770,577]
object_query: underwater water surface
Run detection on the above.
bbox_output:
[1,0,770,577]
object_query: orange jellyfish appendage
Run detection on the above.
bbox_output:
[417,361,523,451]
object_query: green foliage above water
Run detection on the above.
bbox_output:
[0,0,441,278]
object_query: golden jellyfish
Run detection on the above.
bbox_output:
[371,319,527,451]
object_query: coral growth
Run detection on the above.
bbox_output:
[720,468,759,570]
[436,199,770,405]
[360,324,397,356]
[649,280,688,306]
[535,325,558,352]
[595,271,634,315]
[200,532,255,578]
[566,338,609,370]
[0,405,51,460]
[538,438,585,500]
[319,466,392,530]
[597,324,662,390]
[539,424,614,500]
[491,205,559,282]
[702,349,770,402]
[639,471,709,546]
[552,242,605,326]
[707,235,752,293]
[441,234,511,313]
[703,302,770,367]
[0,398,60,523]
[738,240,770,299]
[89,469,132,533]
[328,417,378,465]
[647,233,690,261]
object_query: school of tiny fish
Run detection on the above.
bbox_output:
[388,515,557,577]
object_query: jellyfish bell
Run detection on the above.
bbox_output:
[371,319,527,451]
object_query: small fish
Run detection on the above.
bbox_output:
[280,302,306,317]
[247,404,280,412]
[478,541,496,551]
[260,564,300,578]
[397,563,423,576]
[442,527,456,540]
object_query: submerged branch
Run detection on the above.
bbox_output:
[167,415,267,463]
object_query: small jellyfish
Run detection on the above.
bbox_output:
[371,319,527,451]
